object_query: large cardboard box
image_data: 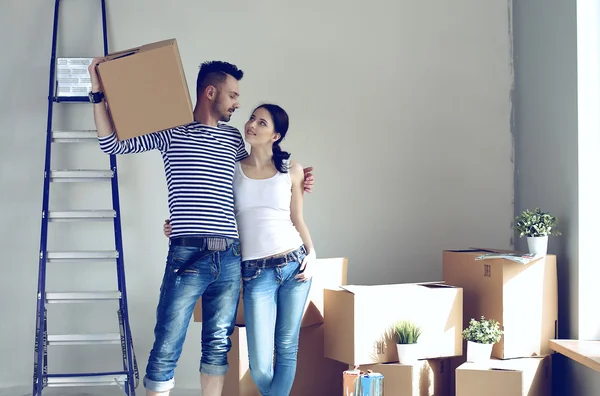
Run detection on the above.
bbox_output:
[357,359,452,396]
[324,283,463,366]
[194,257,348,328]
[97,38,193,140]
[442,249,558,359]
[224,324,347,396]
[455,356,552,396]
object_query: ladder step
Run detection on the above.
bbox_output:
[48,333,122,346]
[45,372,127,387]
[49,210,116,221]
[46,292,121,303]
[50,170,114,182]
[52,130,98,143]
[53,96,90,103]
[47,250,119,262]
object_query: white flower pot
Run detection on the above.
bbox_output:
[466,341,493,363]
[396,343,420,364]
[527,236,548,256]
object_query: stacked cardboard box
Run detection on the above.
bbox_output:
[354,358,454,396]
[193,257,349,396]
[322,282,464,395]
[442,249,558,396]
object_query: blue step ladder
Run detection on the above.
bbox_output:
[32,0,138,394]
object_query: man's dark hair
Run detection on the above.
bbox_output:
[196,61,244,97]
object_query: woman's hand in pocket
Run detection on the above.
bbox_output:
[295,250,316,282]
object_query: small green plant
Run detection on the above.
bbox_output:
[394,320,422,344]
[514,208,562,238]
[462,316,503,345]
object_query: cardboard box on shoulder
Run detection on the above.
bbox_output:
[456,355,552,396]
[224,324,347,396]
[194,257,348,328]
[97,38,193,140]
[356,358,453,396]
[442,249,558,359]
[324,282,463,366]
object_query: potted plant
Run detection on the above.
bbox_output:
[393,320,422,364]
[514,207,561,255]
[462,316,503,363]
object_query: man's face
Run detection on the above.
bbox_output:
[213,74,240,122]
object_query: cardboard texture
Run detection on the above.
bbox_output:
[224,324,346,396]
[442,249,558,359]
[455,356,552,396]
[324,282,463,366]
[357,358,452,396]
[96,38,193,140]
[194,257,348,328]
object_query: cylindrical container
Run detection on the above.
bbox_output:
[343,368,362,396]
[358,371,384,396]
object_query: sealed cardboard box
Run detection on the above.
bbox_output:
[194,257,348,328]
[224,324,347,396]
[324,283,463,366]
[97,38,193,140]
[442,249,558,359]
[357,358,452,396]
[455,356,551,396]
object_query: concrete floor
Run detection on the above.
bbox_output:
[0,387,199,396]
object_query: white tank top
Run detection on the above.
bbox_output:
[233,161,304,261]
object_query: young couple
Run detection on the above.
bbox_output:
[164,102,315,396]
[89,59,315,396]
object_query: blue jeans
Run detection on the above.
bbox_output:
[242,249,312,396]
[143,239,242,393]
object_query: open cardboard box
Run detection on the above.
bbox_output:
[442,249,558,359]
[224,324,347,396]
[456,355,551,396]
[356,359,453,396]
[324,282,463,366]
[97,38,193,140]
[194,257,348,328]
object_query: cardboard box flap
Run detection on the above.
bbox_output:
[103,39,176,62]
[339,282,456,295]
[103,47,141,62]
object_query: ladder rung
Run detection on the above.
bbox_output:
[49,210,116,221]
[50,170,114,182]
[46,292,121,303]
[45,373,127,387]
[52,130,98,143]
[47,333,122,346]
[53,96,90,103]
[47,250,119,262]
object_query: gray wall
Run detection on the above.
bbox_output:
[1,0,515,393]
[513,0,600,394]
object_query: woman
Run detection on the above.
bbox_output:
[165,103,315,396]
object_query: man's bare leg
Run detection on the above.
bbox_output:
[201,373,225,396]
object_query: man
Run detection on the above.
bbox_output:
[87,59,314,396]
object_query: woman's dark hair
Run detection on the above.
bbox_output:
[255,104,291,173]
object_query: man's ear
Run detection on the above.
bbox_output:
[205,85,216,100]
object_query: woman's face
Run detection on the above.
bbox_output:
[244,107,279,147]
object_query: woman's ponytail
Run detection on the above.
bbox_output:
[272,140,291,173]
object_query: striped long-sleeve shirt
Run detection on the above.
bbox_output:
[98,122,248,239]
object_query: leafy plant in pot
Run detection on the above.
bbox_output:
[394,320,422,364]
[514,207,561,256]
[462,316,503,363]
